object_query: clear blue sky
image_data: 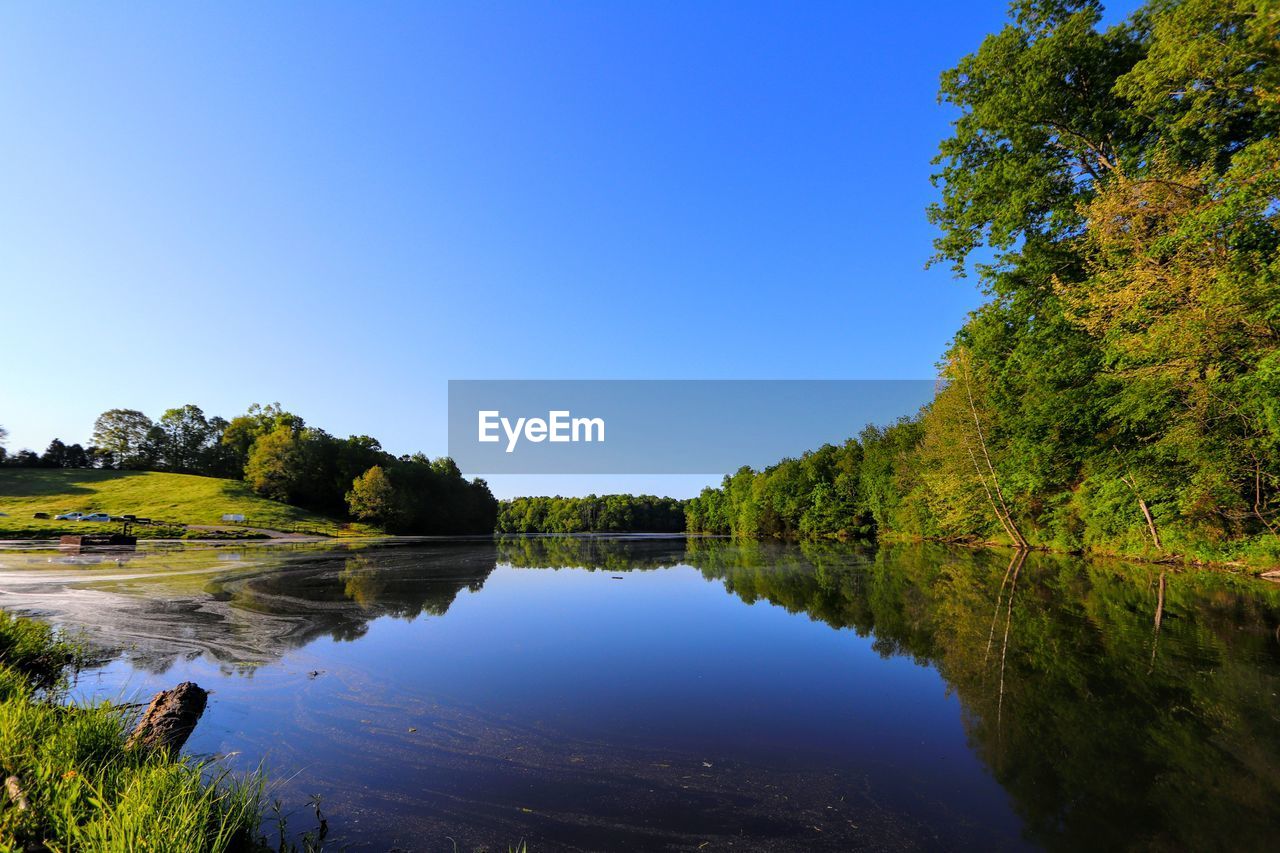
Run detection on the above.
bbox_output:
[0,1,1138,498]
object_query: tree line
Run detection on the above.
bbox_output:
[496,494,686,534]
[692,0,1280,565]
[685,437,882,539]
[0,404,496,534]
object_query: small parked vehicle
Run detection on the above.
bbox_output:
[55,512,83,521]
[79,513,112,522]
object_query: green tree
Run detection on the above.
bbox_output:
[91,409,154,469]
[153,404,221,473]
[244,426,305,502]
[40,439,69,468]
[220,403,305,476]
[347,465,398,524]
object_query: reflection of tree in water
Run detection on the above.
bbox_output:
[338,553,484,617]
[496,535,687,571]
[30,535,1280,847]
[54,542,502,673]
[209,542,499,645]
[684,539,1280,852]
[115,538,684,671]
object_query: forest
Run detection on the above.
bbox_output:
[0,403,497,535]
[496,494,686,534]
[689,0,1280,566]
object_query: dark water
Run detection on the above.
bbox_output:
[2,537,1280,851]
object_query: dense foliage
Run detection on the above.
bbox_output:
[685,439,877,539]
[0,404,496,535]
[692,0,1280,565]
[496,494,686,533]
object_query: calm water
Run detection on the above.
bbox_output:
[2,537,1280,851]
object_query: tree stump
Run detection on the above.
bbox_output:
[126,682,208,756]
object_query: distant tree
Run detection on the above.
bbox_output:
[91,409,155,469]
[41,439,69,468]
[9,449,40,467]
[153,404,220,473]
[500,493,684,534]
[221,403,306,476]
[244,425,305,502]
[39,439,91,469]
[346,465,398,524]
[24,401,497,533]
[63,443,90,468]
[195,416,239,477]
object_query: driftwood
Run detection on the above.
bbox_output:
[126,682,208,756]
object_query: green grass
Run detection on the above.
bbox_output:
[0,469,380,538]
[0,613,78,692]
[0,611,267,851]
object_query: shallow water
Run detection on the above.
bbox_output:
[2,537,1279,851]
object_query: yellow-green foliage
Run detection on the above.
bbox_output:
[0,469,379,538]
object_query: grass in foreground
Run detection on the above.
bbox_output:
[0,469,380,539]
[0,611,267,851]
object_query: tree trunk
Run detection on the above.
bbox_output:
[127,682,208,757]
[1254,458,1278,537]
[1120,473,1162,551]
[958,354,1028,549]
[965,440,1022,548]
[1137,494,1162,551]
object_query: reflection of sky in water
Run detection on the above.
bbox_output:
[4,539,1280,851]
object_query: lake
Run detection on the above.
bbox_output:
[1,537,1279,851]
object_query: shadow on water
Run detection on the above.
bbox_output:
[2,535,1279,850]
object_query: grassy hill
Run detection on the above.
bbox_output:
[0,469,378,538]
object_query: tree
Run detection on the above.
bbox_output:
[929,0,1143,275]
[91,409,155,469]
[910,0,1280,555]
[347,465,398,524]
[39,439,90,469]
[153,405,221,473]
[220,403,305,476]
[63,443,90,468]
[9,449,40,467]
[244,426,305,502]
[41,439,68,468]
